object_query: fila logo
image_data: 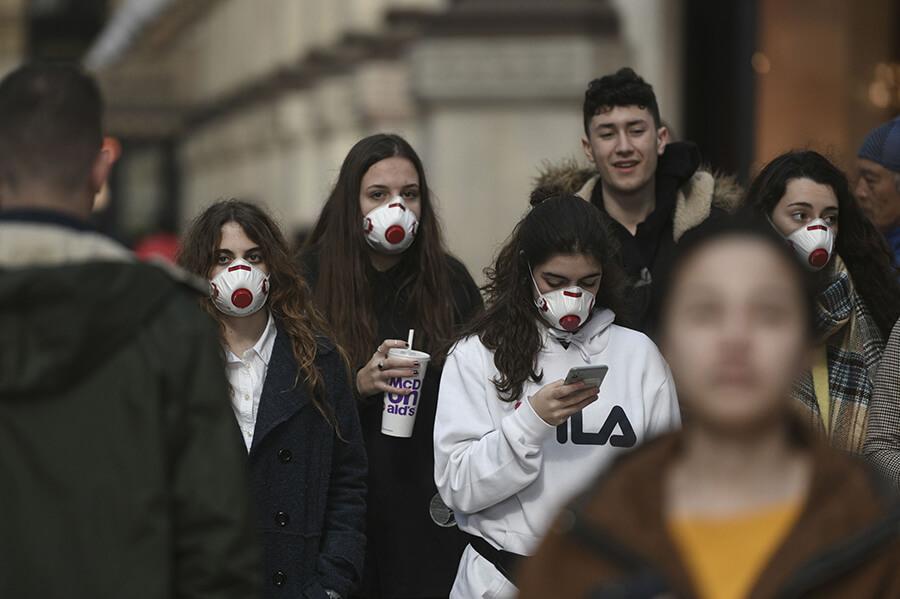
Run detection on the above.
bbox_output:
[556,405,636,447]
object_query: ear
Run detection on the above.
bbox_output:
[90,136,121,194]
[656,126,670,156]
[581,135,595,164]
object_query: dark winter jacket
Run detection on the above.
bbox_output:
[248,322,367,599]
[518,425,900,599]
[301,248,483,598]
[533,142,743,334]
[0,210,261,599]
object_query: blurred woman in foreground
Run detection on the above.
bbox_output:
[518,217,900,599]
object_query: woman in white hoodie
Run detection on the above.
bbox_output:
[434,194,681,598]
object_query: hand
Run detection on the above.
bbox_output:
[528,380,600,426]
[356,339,420,397]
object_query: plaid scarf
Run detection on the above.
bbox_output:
[792,258,885,454]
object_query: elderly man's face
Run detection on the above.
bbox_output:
[855,158,900,232]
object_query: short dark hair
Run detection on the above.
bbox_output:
[0,63,103,194]
[583,67,661,135]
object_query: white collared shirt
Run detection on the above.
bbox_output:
[225,313,277,451]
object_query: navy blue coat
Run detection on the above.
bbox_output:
[249,324,367,599]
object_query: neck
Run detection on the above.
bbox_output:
[600,178,656,235]
[667,415,812,516]
[0,186,93,220]
[221,309,269,356]
[368,250,402,272]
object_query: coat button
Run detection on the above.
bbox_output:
[273,570,286,587]
[278,448,292,463]
[275,511,290,527]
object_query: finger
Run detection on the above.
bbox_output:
[557,386,600,403]
[560,395,599,418]
[382,357,419,370]
[552,381,587,399]
[377,382,411,395]
[380,368,417,379]
[381,339,410,351]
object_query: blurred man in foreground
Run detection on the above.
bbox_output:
[0,63,260,598]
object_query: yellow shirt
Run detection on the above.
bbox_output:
[668,501,803,599]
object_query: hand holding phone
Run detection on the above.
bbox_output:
[563,365,609,388]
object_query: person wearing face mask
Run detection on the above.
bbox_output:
[179,200,367,599]
[299,134,483,599]
[744,150,900,454]
[518,217,900,599]
[433,193,680,599]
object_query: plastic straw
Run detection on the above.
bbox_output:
[407,329,415,349]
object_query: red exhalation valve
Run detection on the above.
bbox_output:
[385,225,406,244]
[559,315,582,332]
[809,249,829,268]
[232,288,253,309]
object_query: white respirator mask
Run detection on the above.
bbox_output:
[210,258,270,317]
[531,270,596,332]
[362,197,418,255]
[784,218,835,271]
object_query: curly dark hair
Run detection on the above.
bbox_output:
[583,67,661,135]
[744,150,900,338]
[178,199,347,433]
[460,193,629,403]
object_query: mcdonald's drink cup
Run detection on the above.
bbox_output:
[381,348,431,438]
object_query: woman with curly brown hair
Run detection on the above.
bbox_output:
[179,199,367,599]
[433,194,680,599]
[744,150,900,454]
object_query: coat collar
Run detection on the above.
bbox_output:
[249,321,312,454]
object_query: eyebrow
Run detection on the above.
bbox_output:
[543,271,602,280]
[596,120,649,130]
[216,247,261,254]
[366,183,419,190]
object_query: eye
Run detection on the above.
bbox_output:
[403,189,420,200]
[543,276,566,289]
[599,132,615,140]
[790,211,808,222]
[824,215,838,227]
[580,277,600,288]
[630,128,646,136]
[371,190,386,200]
[216,254,231,265]
[246,252,263,263]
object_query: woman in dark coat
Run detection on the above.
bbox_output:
[180,200,367,599]
[300,133,483,598]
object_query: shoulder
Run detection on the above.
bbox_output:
[448,334,491,362]
[609,324,663,358]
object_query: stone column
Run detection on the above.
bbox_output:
[407,0,630,281]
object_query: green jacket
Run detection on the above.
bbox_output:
[0,211,260,598]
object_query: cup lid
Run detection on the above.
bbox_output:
[387,348,431,360]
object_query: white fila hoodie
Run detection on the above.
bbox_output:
[433,309,680,599]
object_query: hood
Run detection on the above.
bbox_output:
[0,216,205,396]
[540,308,616,362]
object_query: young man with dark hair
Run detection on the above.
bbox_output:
[534,67,742,333]
[0,63,261,598]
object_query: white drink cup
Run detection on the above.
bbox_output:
[381,348,431,438]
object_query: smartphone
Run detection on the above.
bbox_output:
[564,365,609,388]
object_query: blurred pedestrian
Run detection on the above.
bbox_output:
[856,117,900,266]
[0,63,260,598]
[179,200,367,599]
[744,150,900,453]
[519,217,900,599]
[434,193,680,599]
[299,133,482,599]
[532,67,742,334]
[864,319,900,489]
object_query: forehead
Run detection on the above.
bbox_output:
[673,237,799,299]
[590,105,655,128]
[780,178,838,210]
[217,221,257,249]
[537,253,602,277]
[857,157,889,175]
[361,156,419,186]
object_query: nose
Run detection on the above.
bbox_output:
[614,131,634,155]
[854,178,868,200]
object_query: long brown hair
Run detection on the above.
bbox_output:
[303,133,456,367]
[178,199,344,431]
[461,194,629,403]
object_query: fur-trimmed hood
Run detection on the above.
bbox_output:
[533,142,743,241]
